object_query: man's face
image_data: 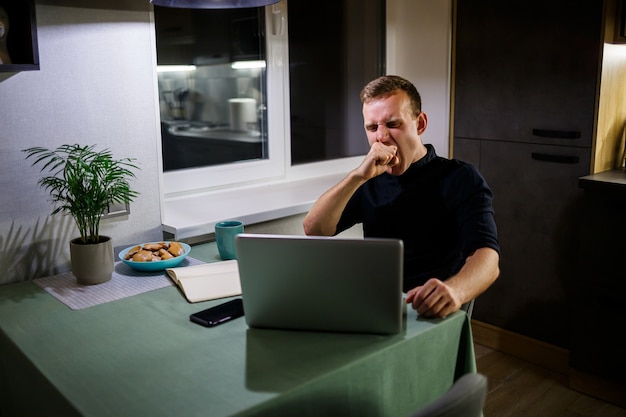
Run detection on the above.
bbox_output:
[362,91,425,175]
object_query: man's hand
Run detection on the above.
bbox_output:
[405,248,500,318]
[355,142,399,180]
[405,278,462,319]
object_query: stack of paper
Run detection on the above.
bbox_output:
[166,260,241,303]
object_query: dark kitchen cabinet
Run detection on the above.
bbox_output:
[459,139,591,346]
[454,0,603,148]
[154,6,263,65]
[453,0,604,348]
[573,178,626,382]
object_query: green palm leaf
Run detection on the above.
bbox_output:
[23,144,140,244]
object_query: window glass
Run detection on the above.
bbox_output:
[288,0,386,165]
[154,6,268,172]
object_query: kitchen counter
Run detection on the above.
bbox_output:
[578,168,626,194]
[166,121,263,144]
[572,167,626,385]
[161,121,263,171]
[168,122,263,143]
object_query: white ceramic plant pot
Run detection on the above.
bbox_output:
[69,236,114,285]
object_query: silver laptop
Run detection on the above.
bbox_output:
[234,233,404,335]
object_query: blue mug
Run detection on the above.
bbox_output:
[215,220,244,260]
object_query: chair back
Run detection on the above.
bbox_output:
[461,299,475,318]
[408,372,487,417]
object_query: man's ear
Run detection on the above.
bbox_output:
[417,112,428,135]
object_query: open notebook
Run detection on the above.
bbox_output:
[166,260,241,303]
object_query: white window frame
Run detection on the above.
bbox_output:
[161,1,362,199]
[161,3,285,197]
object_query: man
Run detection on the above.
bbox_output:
[303,75,500,318]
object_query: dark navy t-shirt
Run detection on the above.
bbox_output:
[335,144,499,292]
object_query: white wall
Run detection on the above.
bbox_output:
[0,4,163,283]
[386,0,452,157]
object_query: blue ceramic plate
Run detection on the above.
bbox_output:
[119,241,191,272]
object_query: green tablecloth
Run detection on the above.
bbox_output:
[0,243,476,417]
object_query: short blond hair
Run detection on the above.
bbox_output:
[360,75,422,116]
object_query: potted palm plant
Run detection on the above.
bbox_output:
[23,144,139,285]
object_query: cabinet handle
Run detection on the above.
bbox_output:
[531,152,580,164]
[532,129,581,139]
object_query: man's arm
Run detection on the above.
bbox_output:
[303,142,398,236]
[405,247,500,318]
[302,172,366,236]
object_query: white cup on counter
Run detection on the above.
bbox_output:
[228,98,257,132]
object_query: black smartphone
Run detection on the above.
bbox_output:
[190,298,244,327]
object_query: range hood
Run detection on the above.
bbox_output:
[150,0,279,8]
